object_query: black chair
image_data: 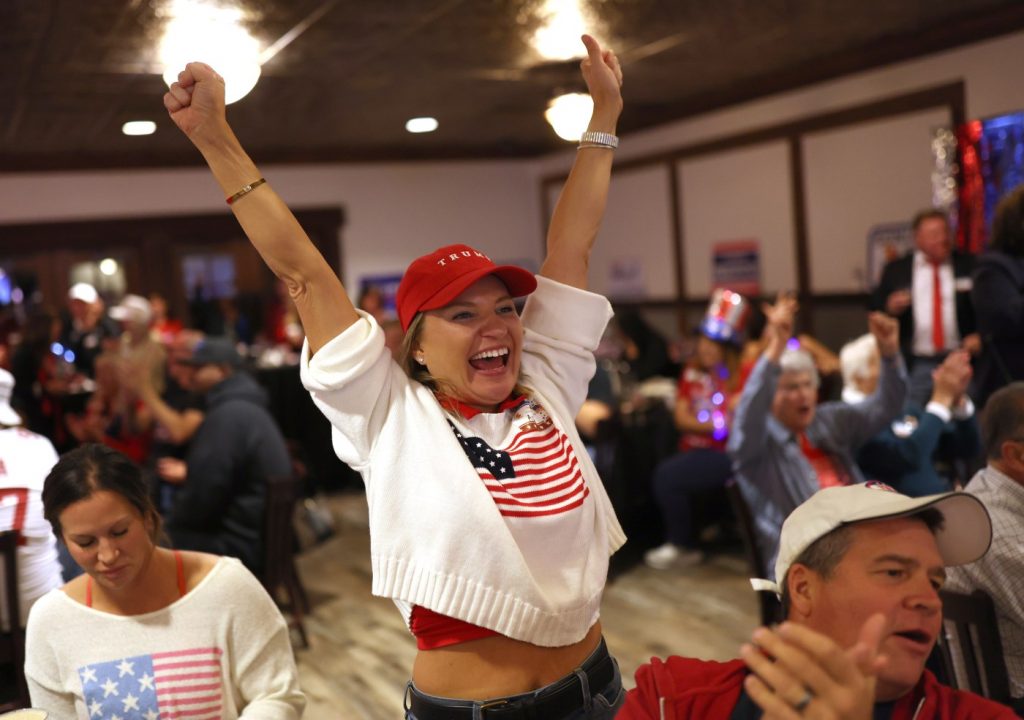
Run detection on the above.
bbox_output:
[937,588,1012,705]
[0,530,30,711]
[724,480,782,626]
[261,475,312,650]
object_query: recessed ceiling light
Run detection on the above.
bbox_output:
[122,121,157,136]
[159,0,262,104]
[545,93,593,142]
[405,117,439,134]
[533,0,590,61]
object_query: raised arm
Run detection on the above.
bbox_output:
[834,312,908,450]
[727,294,797,464]
[539,34,623,290]
[164,63,357,355]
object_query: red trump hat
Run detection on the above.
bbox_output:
[395,244,537,331]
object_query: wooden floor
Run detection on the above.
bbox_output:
[293,492,759,719]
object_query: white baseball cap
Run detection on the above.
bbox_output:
[68,282,98,304]
[109,294,153,325]
[0,368,23,427]
[751,481,992,595]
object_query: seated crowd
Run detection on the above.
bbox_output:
[2,51,1024,718]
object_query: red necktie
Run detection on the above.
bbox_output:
[932,263,945,352]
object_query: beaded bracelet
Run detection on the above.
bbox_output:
[578,131,619,150]
[226,177,267,205]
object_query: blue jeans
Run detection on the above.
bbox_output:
[404,645,624,720]
[652,448,733,547]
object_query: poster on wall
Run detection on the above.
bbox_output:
[712,239,760,296]
[606,256,647,299]
[357,273,403,319]
[865,222,913,290]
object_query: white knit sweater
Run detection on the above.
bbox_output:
[301,276,625,647]
[25,557,305,720]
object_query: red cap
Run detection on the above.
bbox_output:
[396,244,538,331]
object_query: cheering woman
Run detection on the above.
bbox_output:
[164,34,626,719]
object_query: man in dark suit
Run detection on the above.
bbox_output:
[870,209,978,405]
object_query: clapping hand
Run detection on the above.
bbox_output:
[868,312,899,359]
[163,62,228,145]
[931,350,972,408]
[580,35,623,125]
[741,614,888,720]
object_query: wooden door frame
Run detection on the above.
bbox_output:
[0,208,344,320]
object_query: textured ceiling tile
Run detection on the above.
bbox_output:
[2,0,1023,169]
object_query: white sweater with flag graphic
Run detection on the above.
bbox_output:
[25,557,304,720]
[300,275,625,647]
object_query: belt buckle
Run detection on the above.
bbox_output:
[479,698,509,714]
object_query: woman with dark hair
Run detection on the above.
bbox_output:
[972,184,1024,405]
[164,33,626,719]
[24,444,304,719]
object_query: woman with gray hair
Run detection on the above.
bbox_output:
[726,294,907,573]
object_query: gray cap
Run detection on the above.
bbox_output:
[180,337,243,367]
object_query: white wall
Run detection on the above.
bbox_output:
[534,29,1024,300]
[0,160,541,293]
[802,107,951,292]
[538,30,1024,173]
[3,30,1024,301]
[679,142,796,298]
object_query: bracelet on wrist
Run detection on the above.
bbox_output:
[226,177,267,205]
[577,131,618,150]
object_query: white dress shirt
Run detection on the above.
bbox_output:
[911,250,960,356]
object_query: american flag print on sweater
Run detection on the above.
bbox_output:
[449,399,589,518]
[77,647,223,720]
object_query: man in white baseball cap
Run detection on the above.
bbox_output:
[60,282,119,377]
[620,482,1016,719]
[108,293,166,396]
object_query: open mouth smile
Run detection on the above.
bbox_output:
[469,347,510,371]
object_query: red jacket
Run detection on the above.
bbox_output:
[618,656,1017,720]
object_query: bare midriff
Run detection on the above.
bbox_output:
[411,621,603,699]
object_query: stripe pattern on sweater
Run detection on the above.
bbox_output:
[448,399,589,518]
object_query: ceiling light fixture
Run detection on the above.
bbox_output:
[545,92,593,142]
[405,117,439,134]
[533,0,590,61]
[99,258,119,276]
[122,121,157,136]
[159,0,262,105]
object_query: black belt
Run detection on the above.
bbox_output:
[407,640,615,720]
